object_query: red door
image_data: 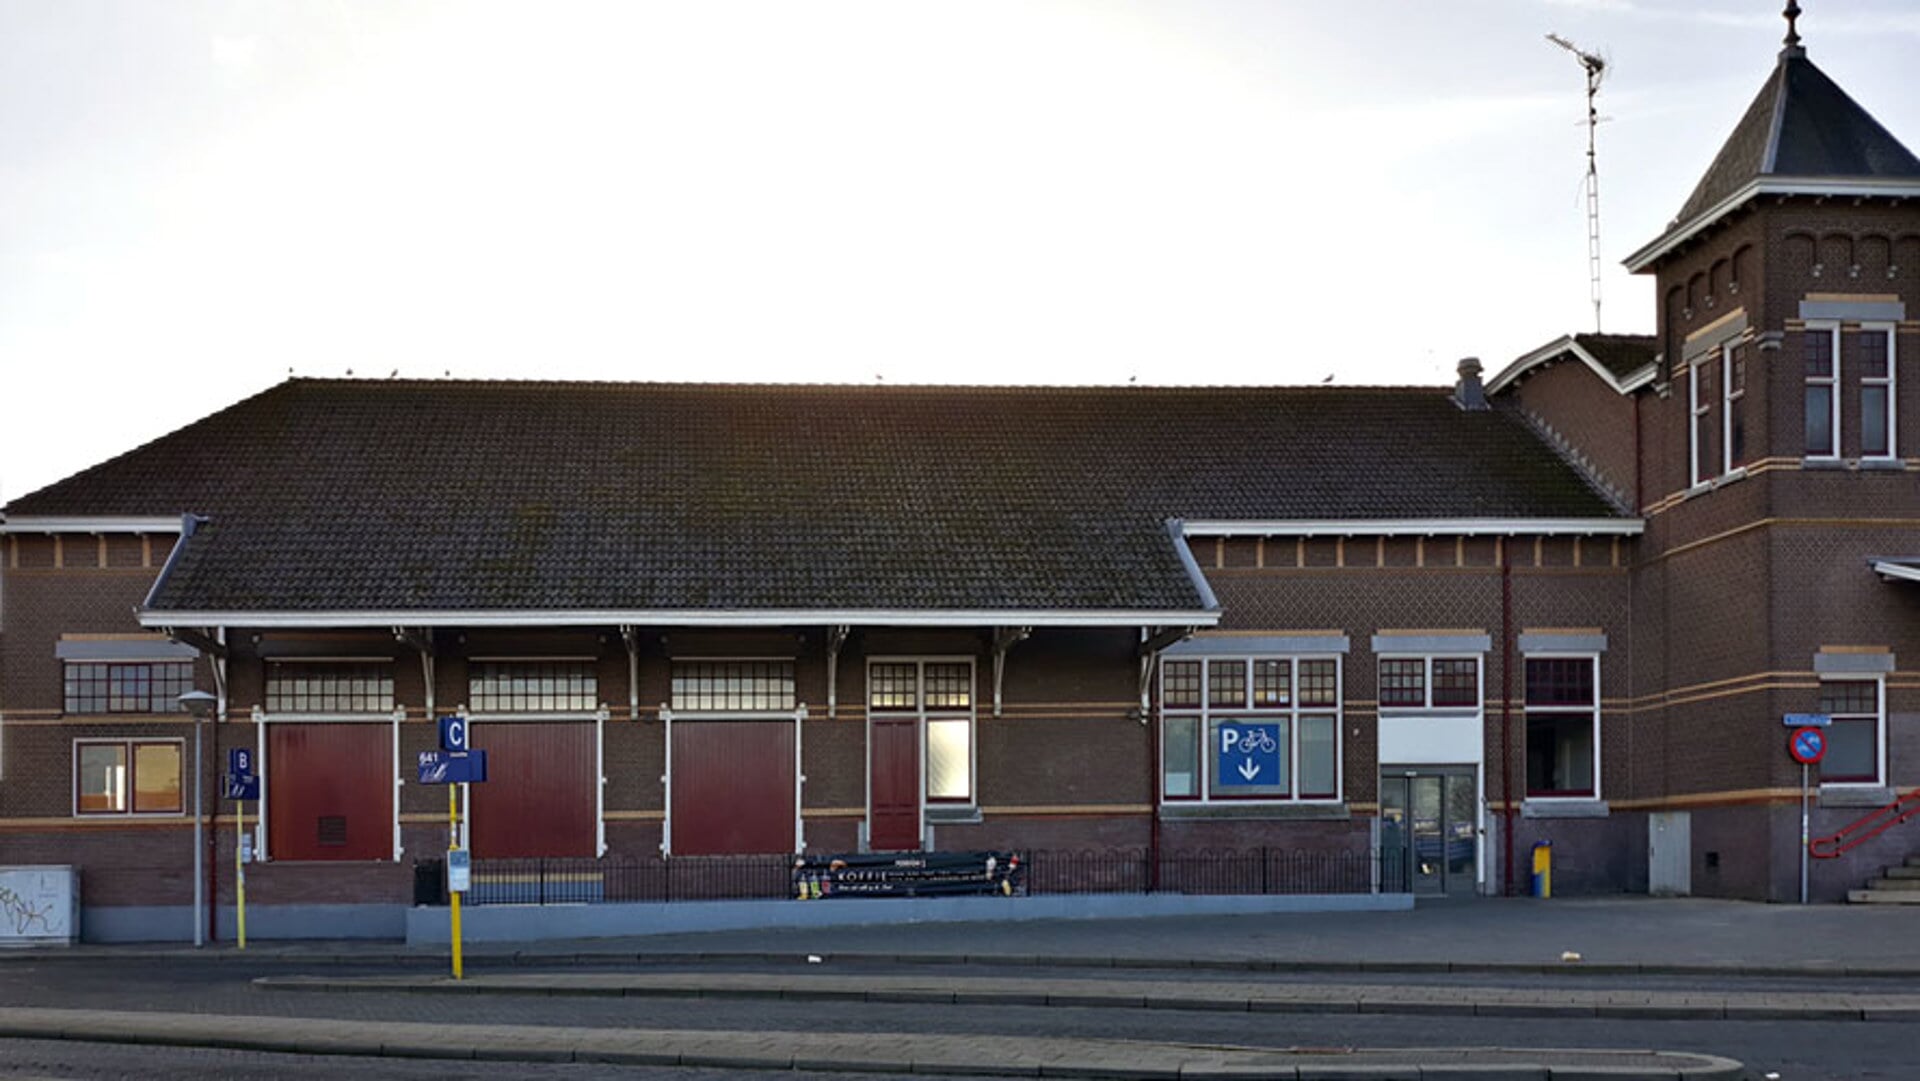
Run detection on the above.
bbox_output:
[267,723,392,861]
[869,716,921,852]
[469,722,597,858]
[671,720,795,855]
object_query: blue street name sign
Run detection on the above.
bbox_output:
[1782,713,1832,727]
[224,774,260,801]
[1215,723,1282,788]
[417,749,488,785]
[229,747,254,777]
[438,715,468,753]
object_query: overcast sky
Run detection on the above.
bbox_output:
[5,1,1919,502]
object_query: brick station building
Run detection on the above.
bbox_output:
[4,16,1920,939]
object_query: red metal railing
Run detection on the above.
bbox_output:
[1810,787,1920,859]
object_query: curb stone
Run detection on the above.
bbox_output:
[0,1007,1744,1080]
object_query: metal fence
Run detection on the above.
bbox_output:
[454,847,1405,906]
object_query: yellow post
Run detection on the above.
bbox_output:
[235,798,247,950]
[449,783,463,980]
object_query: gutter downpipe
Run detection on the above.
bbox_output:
[1501,544,1516,897]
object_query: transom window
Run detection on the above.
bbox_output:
[265,662,395,713]
[75,739,183,815]
[470,660,598,712]
[1161,656,1340,803]
[1379,656,1480,710]
[1819,678,1882,785]
[1524,656,1598,798]
[670,660,795,712]
[64,662,194,714]
[869,660,975,802]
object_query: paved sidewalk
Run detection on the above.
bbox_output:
[24,896,1913,977]
[255,967,1920,1022]
[0,1005,1746,1079]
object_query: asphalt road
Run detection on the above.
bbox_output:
[1,955,1915,1079]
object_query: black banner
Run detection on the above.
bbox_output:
[793,851,1024,899]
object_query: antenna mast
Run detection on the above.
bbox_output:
[1547,33,1606,333]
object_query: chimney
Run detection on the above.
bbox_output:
[1454,357,1489,411]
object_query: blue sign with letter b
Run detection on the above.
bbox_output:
[228,747,254,778]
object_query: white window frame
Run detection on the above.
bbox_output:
[468,656,601,718]
[1805,320,1841,460]
[667,656,796,715]
[1522,652,1601,802]
[1689,357,1713,487]
[72,737,186,817]
[1158,654,1343,805]
[1376,654,1483,714]
[1860,321,1897,462]
[867,656,978,807]
[262,657,396,717]
[1818,675,1885,788]
[1721,341,1747,474]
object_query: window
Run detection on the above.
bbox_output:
[1160,655,1340,802]
[1805,323,1839,458]
[1819,679,1882,785]
[74,739,183,815]
[1524,656,1598,798]
[670,660,795,712]
[265,662,394,713]
[1690,356,1716,486]
[63,661,194,714]
[1378,656,1480,710]
[1855,324,1896,460]
[1723,342,1747,471]
[868,660,975,802]
[469,660,597,712]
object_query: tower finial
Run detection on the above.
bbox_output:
[1784,1,1802,50]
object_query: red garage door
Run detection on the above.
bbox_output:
[268,723,392,861]
[671,720,794,855]
[469,722,597,858]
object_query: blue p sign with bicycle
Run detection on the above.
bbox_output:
[1216,723,1282,787]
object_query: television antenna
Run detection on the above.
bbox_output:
[1547,32,1607,333]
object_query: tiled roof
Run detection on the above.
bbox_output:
[4,380,1626,617]
[1571,335,1658,383]
[1655,46,1920,253]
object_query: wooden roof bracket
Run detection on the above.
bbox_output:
[620,625,641,723]
[825,624,850,719]
[991,625,1031,718]
[1135,625,1197,723]
[393,626,434,717]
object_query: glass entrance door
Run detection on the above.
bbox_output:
[1379,769,1478,895]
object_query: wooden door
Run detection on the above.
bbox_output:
[670,720,795,855]
[868,715,921,852]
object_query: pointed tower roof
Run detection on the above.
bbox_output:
[1625,5,1920,271]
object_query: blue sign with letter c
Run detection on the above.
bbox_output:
[439,715,468,753]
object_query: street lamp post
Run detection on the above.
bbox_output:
[177,689,217,948]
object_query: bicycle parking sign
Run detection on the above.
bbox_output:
[1216,723,1282,787]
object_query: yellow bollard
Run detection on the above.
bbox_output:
[1531,841,1552,898]
[449,784,463,980]
[235,799,247,949]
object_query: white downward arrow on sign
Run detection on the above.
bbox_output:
[1238,758,1260,781]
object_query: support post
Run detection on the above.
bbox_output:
[449,783,464,979]
[1800,761,1810,905]
[235,797,247,949]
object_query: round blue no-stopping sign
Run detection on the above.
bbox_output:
[1789,725,1826,765]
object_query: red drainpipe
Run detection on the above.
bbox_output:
[1501,545,1516,897]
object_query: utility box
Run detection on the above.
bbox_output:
[0,866,80,946]
[1530,842,1553,898]
[413,859,446,907]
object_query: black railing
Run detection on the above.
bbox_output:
[456,847,1407,906]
